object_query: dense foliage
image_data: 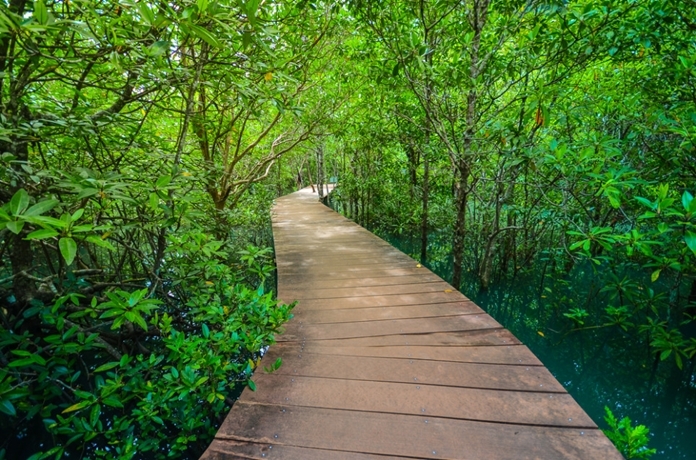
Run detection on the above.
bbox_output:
[328,0,696,374]
[0,0,339,458]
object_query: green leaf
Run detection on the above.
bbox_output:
[137,2,155,25]
[131,313,149,332]
[248,379,257,391]
[202,323,210,338]
[6,220,24,234]
[76,188,99,199]
[0,399,16,416]
[24,199,58,216]
[33,0,48,25]
[102,397,123,409]
[187,23,221,48]
[635,196,653,208]
[93,362,119,373]
[85,235,116,250]
[25,228,58,240]
[90,404,101,427]
[9,189,29,215]
[62,400,91,414]
[651,269,661,282]
[59,237,77,265]
[685,232,696,256]
[71,208,84,221]
[156,175,172,188]
[682,191,694,213]
[8,357,35,367]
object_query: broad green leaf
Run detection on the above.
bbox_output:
[651,269,661,282]
[635,196,653,208]
[71,208,84,221]
[682,191,693,212]
[156,175,171,188]
[62,400,91,414]
[24,199,58,216]
[85,235,116,250]
[0,399,16,416]
[25,228,58,240]
[9,189,29,215]
[248,379,256,391]
[685,232,696,256]
[24,215,66,228]
[76,188,99,199]
[59,237,77,265]
[93,362,119,373]
[131,313,149,332]
[137,2,155,25]
[33,0,48,25]
[8,357,35,367]
[6,220,24,234]
[102,397,123,409]
[187,23,221,48]
[90,404,101,427]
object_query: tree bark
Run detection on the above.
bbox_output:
[420,153,430,264]
[451,169,469,290]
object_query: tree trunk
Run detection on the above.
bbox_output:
[451,169,469,290]
[420,153,430,264]
[316,146,324,200]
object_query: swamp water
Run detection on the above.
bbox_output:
[377,232,696,459]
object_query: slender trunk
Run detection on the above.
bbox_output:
[316,147,324,199]
[305,158,315,192]
[420,153,430,264]
[479,180,503,290]
[451,169,469,290]
[452,0,488,290]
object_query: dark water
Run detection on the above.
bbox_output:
[377,231,696,460]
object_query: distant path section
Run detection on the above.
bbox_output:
[201,187,622,459]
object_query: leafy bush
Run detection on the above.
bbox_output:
[0,225,291,459]
[603,406,657,459]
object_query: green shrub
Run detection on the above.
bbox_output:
[603,406,657,459]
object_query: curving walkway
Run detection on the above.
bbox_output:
[201,187,622,459]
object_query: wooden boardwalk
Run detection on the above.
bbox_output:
[201,187,622,459]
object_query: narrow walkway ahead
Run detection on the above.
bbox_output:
[201,187,622,459]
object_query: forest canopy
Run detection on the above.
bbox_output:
[0,0,694,459]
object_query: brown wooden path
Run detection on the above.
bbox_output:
[201,187,622,459]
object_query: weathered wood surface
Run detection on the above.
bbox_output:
[201,187,622,460]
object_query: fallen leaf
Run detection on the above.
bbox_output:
[444,289,453,293]
[537,331,545,337]
[416,264,422,268]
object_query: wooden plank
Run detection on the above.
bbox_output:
[213,403,623,460]
[277,260,424,276]
[241,374,594,427]
[278,315,500,341]
[273,342,542,366]
[281,291,471,310]
[281,282,456,300]
[289,302,483,324]
[262,350,566,392]
[278,267,434,281]
[272,274,443,289]
[201,439,402,460]
[277,329,521,347]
